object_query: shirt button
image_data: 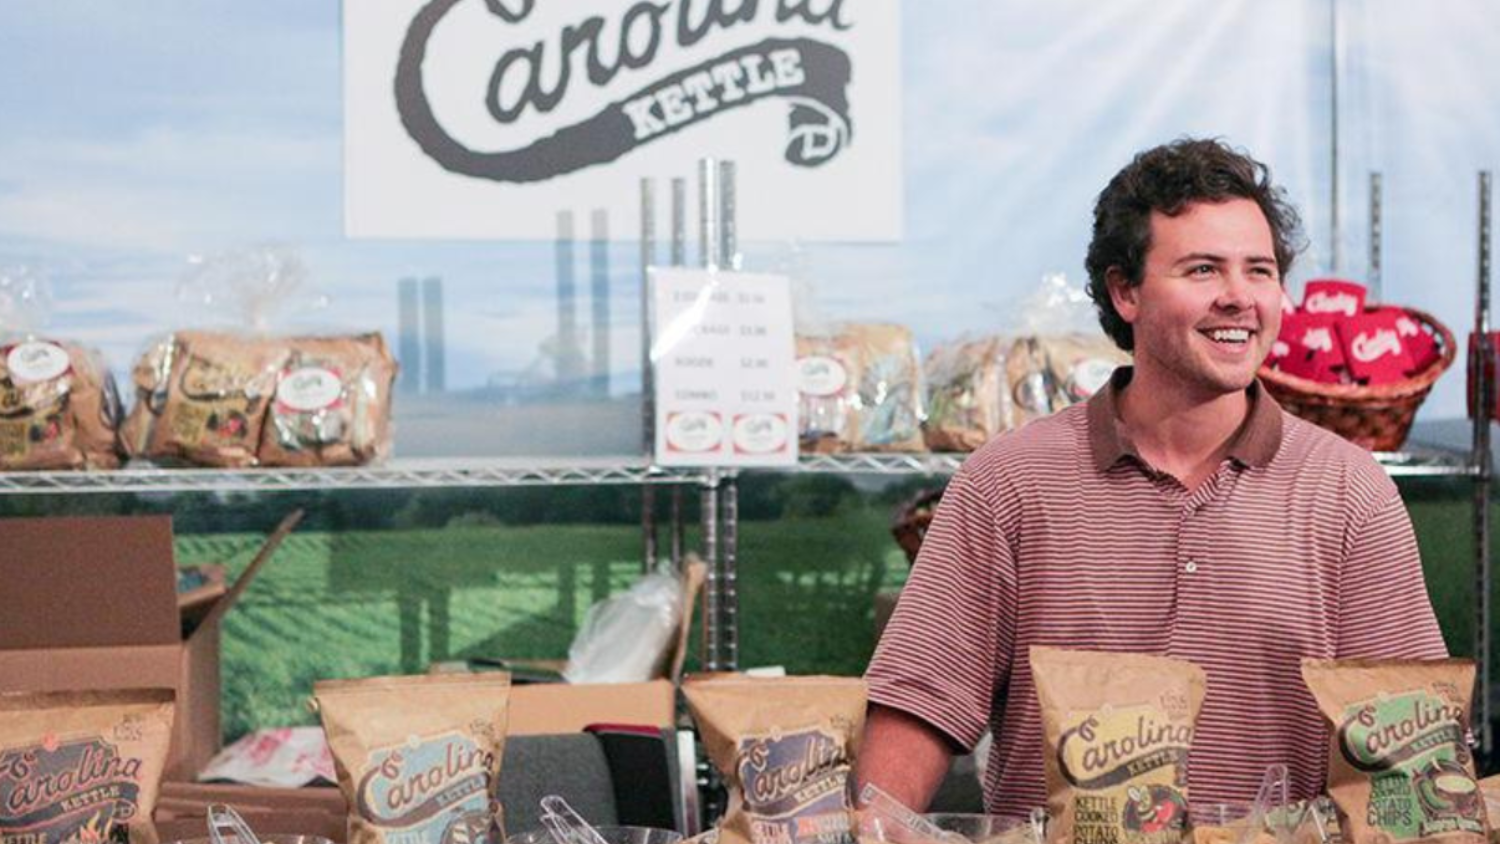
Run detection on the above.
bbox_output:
[1184,560,1199,574]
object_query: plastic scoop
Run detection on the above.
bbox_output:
[857,783,967,844]
[1235,763,1291,844]
[1027,807,1048,844]
[208,804,263,844]
[540,795,611,844]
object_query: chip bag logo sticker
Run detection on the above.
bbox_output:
[796,356,848,397]
[665,410,723,453]
[0,736,145,841]
[1350,329,1403,364]
[1057,705,1193,790]
[736,727,854,844]
[5,342,70,385]
[732,412,789,455]
[355,732,494,837]
[1337,693,1467,772]
[276,367,344,413]
[1122,784,1188,837]
[1336,692,1484,840]
[1066,358,1118,402]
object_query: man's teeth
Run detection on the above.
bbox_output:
[1207,328,1251,343]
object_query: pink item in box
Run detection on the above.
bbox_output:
[197,726,335,787]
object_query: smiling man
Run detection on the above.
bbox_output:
[859,138,1447,815]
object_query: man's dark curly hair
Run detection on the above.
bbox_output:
[1084,138,1306,351]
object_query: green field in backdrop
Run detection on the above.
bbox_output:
[179,509,910,739]
[175,480,1493,744]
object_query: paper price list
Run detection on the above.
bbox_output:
[650,268,797,467]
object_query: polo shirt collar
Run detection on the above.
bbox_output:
[1087,366,1283,472]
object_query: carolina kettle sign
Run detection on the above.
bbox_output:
[345,0,902,241]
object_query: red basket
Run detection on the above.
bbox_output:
[1257,307,1455,451]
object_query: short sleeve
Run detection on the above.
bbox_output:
[1336,486,1448,659]
[865,463,1017,751]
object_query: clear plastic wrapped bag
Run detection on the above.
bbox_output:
[796,323,925,453]
[0,265,124,470]
[121,247,397,468]
[260,333,396,467]
[1000,276,1130,426]
[564,568,684,684]
[922,335,1014,452]
[123,330,288,467]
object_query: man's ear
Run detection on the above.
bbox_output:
[1106,267,1140,324]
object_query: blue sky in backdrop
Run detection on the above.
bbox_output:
[0,1,1496,446]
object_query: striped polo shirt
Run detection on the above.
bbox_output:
[866,367,1447,815]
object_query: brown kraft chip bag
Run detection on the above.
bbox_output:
[922,335,1014,452]
[684,676,866,844]
[123,331,287,467]
[1031,647,1207,844]
[795,324,924,453]
[0,339,122,470]
[1301,659,1489,844]
[0,688,175,844]
[258,333,397,467]
[314,674,510,844]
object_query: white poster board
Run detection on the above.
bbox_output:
[650,267,797,467]
[344,0,902,241]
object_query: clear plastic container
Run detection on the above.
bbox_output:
[921,813,1034,844]
[506,825,683,844]
[169,836,335,844]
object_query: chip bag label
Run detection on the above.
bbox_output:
[1303,659,1488,844]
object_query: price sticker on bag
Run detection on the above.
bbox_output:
[649,267,797,466]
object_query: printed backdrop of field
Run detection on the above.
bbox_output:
[175,509,911,740]
[168,480,1487,744]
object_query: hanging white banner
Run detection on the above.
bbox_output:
[343,0,902,242]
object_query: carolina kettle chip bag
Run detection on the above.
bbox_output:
[0,688,175,844]
[1302,659,1489,844]
[314,674,510,844]
[1031,647,1207,844]
[684,676,866,844]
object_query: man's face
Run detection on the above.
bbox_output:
[1109,198,1283,399]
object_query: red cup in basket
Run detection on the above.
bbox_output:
[1276,313,1345,383]
[1301,279,1367,319]
[1339,310,1415,384]
[1385,307,1440,373]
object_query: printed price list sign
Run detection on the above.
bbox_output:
[649,268,797,467]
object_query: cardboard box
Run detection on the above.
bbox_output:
[0,510,302,780]
[155,782,347,843]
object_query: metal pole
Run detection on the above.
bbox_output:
[1474,171,1494,758]
[716,158,741,670]
[696,158,726,669]
[701,472,722,671]
[1328,0,1342,274]
[671,178,688,267]
[699,158,720,271]
[556,211,580,391]
[718,160,740,271]
[670,177,688,566]
[589,210,610,399]
[1369,172,1383,303]
[722,473,739,670]
[640,178,658,573]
